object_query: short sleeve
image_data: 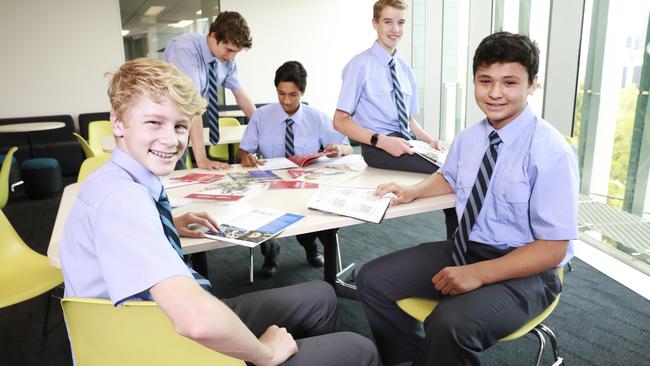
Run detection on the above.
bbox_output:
[336,60,364,114]
[529,150,579,240]
[239,110,261,153]
[440,137,461,192]
[94,186,192,305]
[162,41,202,92]
[223,62,242,91]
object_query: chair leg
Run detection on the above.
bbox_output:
[249,247,254,285]
[566,261,574,272]
[42,285,64,336]
[538,324,564,365]
[531,327,546,366]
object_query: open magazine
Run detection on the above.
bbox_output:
[409,140,447,167]
[202,204,305,247]
[288,151,330,167]
[185,180,267,201]
[307,187,395,224]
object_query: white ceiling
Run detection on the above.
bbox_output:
[119,0,219,37]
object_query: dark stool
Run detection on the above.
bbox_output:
[20,158,62,199]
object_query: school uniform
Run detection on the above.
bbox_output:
[356,105,579,365]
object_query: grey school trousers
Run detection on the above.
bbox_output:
[222,280,378,366]
[356,241,561,366]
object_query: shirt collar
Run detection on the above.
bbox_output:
[111,148,163,201]
[277,102,304,124]
[370,41,395,66]
[200,36,216,65]
[483,104,535,149]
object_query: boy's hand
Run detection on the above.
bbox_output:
[174,212,220,238]
[324,144,340,158]
[428,139,447,152]
[432,265,483,296]
[374,182,417,206]
[240,153,260,167]
[258,325,299,366]
[377,135,413,157]
[196,158,230,170]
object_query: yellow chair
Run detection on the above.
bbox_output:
[396,268,565,366]
[87,120,112,157]
[208,117,240,161]
[72,132,95,158]
[0,209,63,309]
[61,298,245,366]
[0,147,18,209]
[77,155,112,182]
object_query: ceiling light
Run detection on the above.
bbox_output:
[196,10,202,15]
[144,5,165,16]
[121,29,130,36]
[168,20,194,28]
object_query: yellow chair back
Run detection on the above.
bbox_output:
[0,209,63,308]
[208,117,240,161]
[78,155,112,182]
[61,298,245,366]
[73,132,95,158]
[0,147,17,210]
[396,267,565,342]
[87,120,112,157]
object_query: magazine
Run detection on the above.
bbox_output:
[409,140,447,167]
[307,187,396,223]
[257,157,299,171]
[185,180,267,201]
[291,166,362,185]
[229,170,282,181]
[288,151,330,167]
[171,173,225,183]
[267,181,319,190]
[203,205,305,247]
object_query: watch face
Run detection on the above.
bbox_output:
[371,134,378,146]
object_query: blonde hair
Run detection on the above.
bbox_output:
[373,0,407,19]
[108,58,207,121]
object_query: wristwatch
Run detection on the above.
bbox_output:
[370,133,379,147]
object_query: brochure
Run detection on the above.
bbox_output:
[203,206,305,248]
[267,180,319,190]
[171,173,225,183]
[294,166,362,185]
[229,170,282,181]
[185,180,267,201]
[410,140,447,167]
[307,187,396,224]
[257,157,299,171]
[288,151,330,168]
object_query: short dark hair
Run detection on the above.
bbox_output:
[274,61,307,93]
[473,32,539,84]
[209,11,252,49]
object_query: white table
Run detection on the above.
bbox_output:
[48,160,455,288]
[0,122,66,158]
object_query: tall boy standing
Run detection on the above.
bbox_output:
[357,32,579,365]
[163,11,256,170]
[60,59,377,366]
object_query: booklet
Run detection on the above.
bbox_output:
[171,173,225,183]
[229,170,282,181]
[203,206,305,248]
[292,166,362,185]
[267,180,319,190]
[257,157,299,171]
[409,140,447,167]
[185,180,267,201]
[288,151,330,168]
[307,187,396,223]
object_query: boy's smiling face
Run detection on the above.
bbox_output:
[111,94,190,176]
[474,61,537,130]
[373,6,406,54]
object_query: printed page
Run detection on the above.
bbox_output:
[409,140,447,167]
[307,187,395,223]
[257,157,298,171]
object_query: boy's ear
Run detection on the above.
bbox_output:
[110,109,125,137]
[528,75,539,95]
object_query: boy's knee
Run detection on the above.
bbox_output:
[424,307,483,351]
[337,332,379,366]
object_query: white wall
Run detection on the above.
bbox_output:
[0,0,124,126]
[221,0,397,116]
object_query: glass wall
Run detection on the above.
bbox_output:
[575,0,650,273]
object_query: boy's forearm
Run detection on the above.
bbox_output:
[413,172,453,199]
[333,110,376,145]
[189,115,208,162]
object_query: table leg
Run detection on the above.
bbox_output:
[191,252,209,279]
[228,144,235,164]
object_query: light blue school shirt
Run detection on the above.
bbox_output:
[60,148,192,306]
[440,105,579,265]
[162,33,242,96]
[336,41,419,135]
[239,103,349,158]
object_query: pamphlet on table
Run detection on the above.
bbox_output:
[185,180,267,201]
[228,170,282,181]
[409,140,447,167]
[203,205,305,247]
[307,187,395,223]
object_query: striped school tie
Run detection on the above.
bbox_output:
[452,131,502,266]
[156,188,212,291]
[389,58,413,140]
[285,118,295,157]
[207,60,220,145]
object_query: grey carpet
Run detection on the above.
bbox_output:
[1,180,648,366]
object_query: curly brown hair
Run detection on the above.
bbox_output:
[209,11,252,49]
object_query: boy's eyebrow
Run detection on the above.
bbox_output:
[141,113,166,120]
